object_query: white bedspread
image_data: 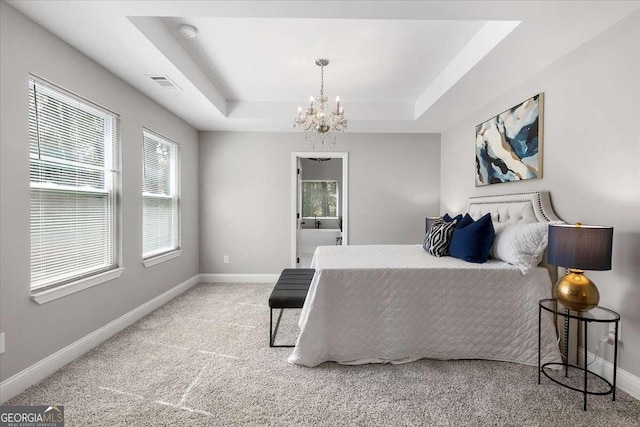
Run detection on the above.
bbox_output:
[288,245,562,367]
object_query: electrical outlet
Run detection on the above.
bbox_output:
[223,255,229,264]
[0,332,5,355]
[609,322,621,343]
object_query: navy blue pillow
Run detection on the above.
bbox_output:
[449,213,495,263]
[442,213,463,223]
[455,214,474,229]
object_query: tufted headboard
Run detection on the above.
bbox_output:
[466,191,562,224]
[465,191,563,282]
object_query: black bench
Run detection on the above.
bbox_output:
[268,268,315,347]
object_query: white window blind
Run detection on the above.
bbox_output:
[142,130,180,259]
[29,78,119,291]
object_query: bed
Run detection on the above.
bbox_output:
[288,191,563,368]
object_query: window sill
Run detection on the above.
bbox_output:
[31,267,125,305]
[143,249,183,268]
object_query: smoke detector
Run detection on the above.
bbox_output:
[179,24,198,39]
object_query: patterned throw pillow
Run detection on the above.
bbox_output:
[423,219,458,257]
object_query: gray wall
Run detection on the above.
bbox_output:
[300,158,342,229]
[0,3,199,381]
[440,12,640,377]
[199,132,441,274]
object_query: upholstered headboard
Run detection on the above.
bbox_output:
[465,191,563,282]
[466,191,562,224]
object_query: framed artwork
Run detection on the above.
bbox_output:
[475,93,544,186]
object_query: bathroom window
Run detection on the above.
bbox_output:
[301,180,338,218]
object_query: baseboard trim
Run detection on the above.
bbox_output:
[199,273,279,283]
[0,274,200,403]
[577,347,640,401]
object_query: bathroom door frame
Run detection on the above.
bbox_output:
[291,152,349,268]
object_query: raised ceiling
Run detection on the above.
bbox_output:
[8,1,640,133]
[162,17,487,102]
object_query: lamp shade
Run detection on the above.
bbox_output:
[547,224,613,271]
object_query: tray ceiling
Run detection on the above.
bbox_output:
[8,1,640,133]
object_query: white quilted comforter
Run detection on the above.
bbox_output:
[288,245,561,367]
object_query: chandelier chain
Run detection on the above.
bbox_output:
[320,63,324,99]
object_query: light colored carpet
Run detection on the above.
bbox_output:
[7,282,640,426]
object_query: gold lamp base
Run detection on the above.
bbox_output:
[553,269,600,312]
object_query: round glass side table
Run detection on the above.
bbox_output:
[538,298,620,411]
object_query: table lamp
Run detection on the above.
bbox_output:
[547,223,613,311]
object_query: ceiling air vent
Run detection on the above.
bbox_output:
[149,75,182,91]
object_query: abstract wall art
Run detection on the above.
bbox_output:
[475,93,544,186]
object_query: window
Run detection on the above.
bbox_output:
[142,130,180,261]
[301,180,339,218]
[29,77,120,294]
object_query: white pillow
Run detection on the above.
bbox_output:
[491,222,550,275]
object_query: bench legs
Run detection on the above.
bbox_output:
[269,308,295,348]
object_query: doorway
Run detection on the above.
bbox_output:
[291,152,348,268]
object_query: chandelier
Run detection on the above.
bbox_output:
[294,59,347,149]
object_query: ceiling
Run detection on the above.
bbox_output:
[8,1,640,133]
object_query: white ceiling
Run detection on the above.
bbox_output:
[8,1,640,133]
[163,17,486,102]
